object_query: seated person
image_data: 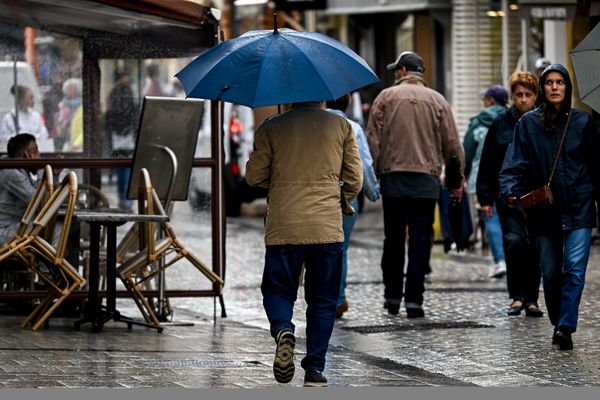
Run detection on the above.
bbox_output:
[0,133,41,245]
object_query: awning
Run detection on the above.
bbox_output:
[0,0,217,57]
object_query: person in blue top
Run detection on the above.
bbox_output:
[464,84,509,279]
[499,64,600,350]
[325,93,380,318]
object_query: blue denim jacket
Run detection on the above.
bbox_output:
[326,108,380,202]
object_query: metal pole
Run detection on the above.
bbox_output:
[230,0,237,38]
[13,56,19,133]
[214,21,227,320]
[521,18,529,72]
[501,0,509,89]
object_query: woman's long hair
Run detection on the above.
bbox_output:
[540,102,561,132]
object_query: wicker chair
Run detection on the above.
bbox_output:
[0,171,85,331]
[0,165,55,300]
[117,168,224,325]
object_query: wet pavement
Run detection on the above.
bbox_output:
[2,198,600,388]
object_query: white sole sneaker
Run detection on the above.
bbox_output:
[273,331,295,383]
[489,263,507,279]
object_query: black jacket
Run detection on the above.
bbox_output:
[499,64,600,234]
[476,106,521,206]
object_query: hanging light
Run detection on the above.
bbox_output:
[487,0,501,17]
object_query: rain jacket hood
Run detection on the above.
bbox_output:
[539,63,573,113]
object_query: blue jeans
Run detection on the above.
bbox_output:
[261,242,342,372]
[536,228,591,331]
[115,167,133,207]
[483,204,505,264]
[381,196,436,307]
[339,197,359,307]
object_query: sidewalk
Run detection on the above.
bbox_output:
[1,200,600,389]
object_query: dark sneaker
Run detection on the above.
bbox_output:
[383,301,399,315]
[524,303,543,318]
[303,369,328,387]
[273,330,295,383]
[406,307,425,318]
[553,328,573,350]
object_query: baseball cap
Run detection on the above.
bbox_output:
[534,57,551,70]
[480,84,508,106]
[386,51,425,75]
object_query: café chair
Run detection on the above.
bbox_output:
[0,171,85,331]
[117,168,224,325]
[0,165,54,296]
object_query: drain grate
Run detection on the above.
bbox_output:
[139,360,259,368]
[341,321,494,334]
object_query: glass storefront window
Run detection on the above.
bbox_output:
[0,24,82,154]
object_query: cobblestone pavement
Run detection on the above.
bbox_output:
[1,199,600,388]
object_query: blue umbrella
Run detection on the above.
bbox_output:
[175,27,380,108]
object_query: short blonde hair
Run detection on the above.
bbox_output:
[62,78,83,97]
[509,71,538,95]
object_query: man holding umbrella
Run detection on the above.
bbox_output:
[246,101,362,387]
[176,20,378,386]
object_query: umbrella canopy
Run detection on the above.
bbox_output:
[570,23,600,113]
[175,27,380,108]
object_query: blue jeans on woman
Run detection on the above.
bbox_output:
[261,242,342,373]
[339,197,359,307]
[535,228,591,331]
[483,204,505,264]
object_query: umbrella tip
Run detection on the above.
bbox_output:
[273,13,278,34]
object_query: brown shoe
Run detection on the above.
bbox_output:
[335,299,348,318]
[507,299,524,316]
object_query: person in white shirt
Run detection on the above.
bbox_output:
[0,133,40,244]
[1,84,54,152]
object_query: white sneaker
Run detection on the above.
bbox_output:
[489,260,507,279]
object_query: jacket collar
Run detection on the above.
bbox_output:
[394,74,426,87]
[291,102,321,110]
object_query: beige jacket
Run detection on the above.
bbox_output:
[246,103,363,245]
[367,76,464,177]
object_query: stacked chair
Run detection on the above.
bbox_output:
[0,166,54,294]
[0,167,85,331]
[117,168,224,326]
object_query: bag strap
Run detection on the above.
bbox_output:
[547,111,572,186]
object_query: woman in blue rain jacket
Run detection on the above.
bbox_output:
[499,63,600,351]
